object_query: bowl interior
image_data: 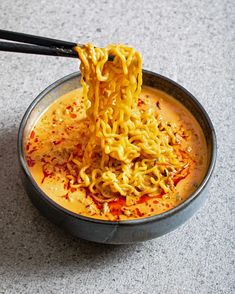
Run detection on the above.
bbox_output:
[19,70,216,222]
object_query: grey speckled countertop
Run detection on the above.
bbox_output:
[0,0,234,293]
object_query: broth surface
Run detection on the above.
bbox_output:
[26,86,208,220]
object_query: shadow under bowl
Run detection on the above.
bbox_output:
[18,70,217,244]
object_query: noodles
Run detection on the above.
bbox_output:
[26,78,208,220]
[25,43,208,220]
[71,44,190,203]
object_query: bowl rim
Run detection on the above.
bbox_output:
[18,70,217,226]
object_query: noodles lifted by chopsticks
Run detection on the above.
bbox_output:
[71,44,189,203]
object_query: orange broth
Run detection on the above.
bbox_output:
[25,86,208,221]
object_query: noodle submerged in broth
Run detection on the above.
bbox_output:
[26,44,208,220]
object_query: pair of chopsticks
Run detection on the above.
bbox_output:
[0,29,79,58]
[0,29,114,60]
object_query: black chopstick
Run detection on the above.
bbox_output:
[0,29,114,60]
[0,41,77,58]
[0,29,78,49]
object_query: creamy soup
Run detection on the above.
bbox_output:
[26,86,208,221]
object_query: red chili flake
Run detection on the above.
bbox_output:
[156,101,161,109]
[34,137,39,143]
[62,193,69,200]
[41,156,51,163]
[28,147,38,154]
[53,140,62,145]
[153,200,159,204]
[135,208,144,217]
[70,113,77,119]
[137,195,151,204]
[27,156,35,167]
[30,130,35,139]
[138,99,144,107]
[73,101,77,105]
[108,197,126,217]
[41,163,53,183]
[26,143,30,151]
[70,187,76,193]
[42,169,51,178]
[66,105,72,110]
[156,194,163,198]
[138,192,163,204]
[67,180,71,190]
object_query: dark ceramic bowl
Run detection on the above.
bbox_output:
[18,70,216,244]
